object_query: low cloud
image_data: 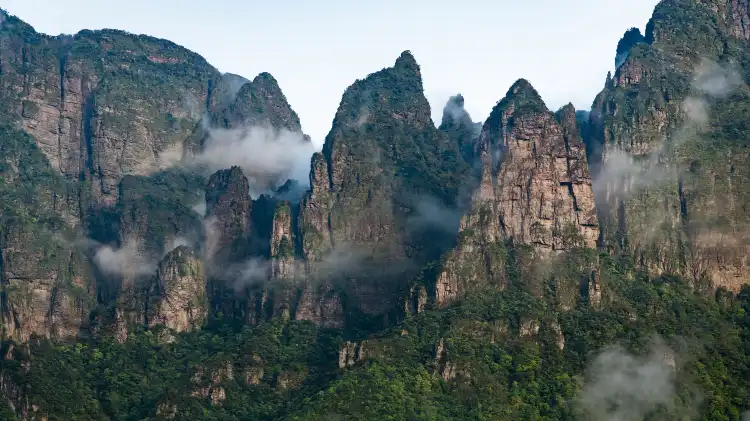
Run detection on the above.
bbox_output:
[692,60,742,97]
[211,242,379,291]
[576,339,694,421]
[167,236,192,252]
[86,240,155,279]
[407,195,463,235]
[185,124,317,197]
[442,94,471,124]
[191,198,207,217]
[81,235,196,280]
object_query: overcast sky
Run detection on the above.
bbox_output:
[4,0,658,146]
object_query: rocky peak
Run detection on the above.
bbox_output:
[148,246,207,333]
[481,79,549,144]
[434,82,599,306]
[615,27,646,69]
[218,72,303,132]
[297,50,466,325]
[208,73,250,115]
[556,103,586,153]
[484,81,598,248]
[588,0,750,292]
[440,94,473,127]
[205,166,251,262]
[394,50,421,77]
[439,94,480,165]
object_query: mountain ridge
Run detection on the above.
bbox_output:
[1,2,750,420]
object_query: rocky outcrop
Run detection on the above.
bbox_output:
[338,340,368,369]
[297,51,467,325]
[190,363,233,406]
[270,201,297,279]
[210,72,304,133]
[205,166,251,262]
[435,81,599,306]
[147,246,207,332]
[0,14,219,206]
[589,0,750,291]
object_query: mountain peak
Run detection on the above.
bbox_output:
[557,102,576,118]
[252,72,280,89]
[395,50,417,66]
[508,78,540,97]
[492,78,548,117]
[221,71,302,132]
[393,50,421,78]
[447,94,465,108]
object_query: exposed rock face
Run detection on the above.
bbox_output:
[297,51,467,325]
[147,246,207,332]
[0,126,94,341]
[435,81,599,306]
[210,72,304,133]
[338,340,368,369]
[481,82,599,249]
[589,0,750,291]
[270,201,297,279]
[205,166,251,262]
[0,14,218,206]
[695,0,750,40]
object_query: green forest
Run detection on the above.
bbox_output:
[2,249,749,420]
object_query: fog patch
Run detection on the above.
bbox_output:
[189,125,317,197]
[191,198,207,217]
[593,59,745,201]
[88,241,155,278]
[407,195,463,235]
[576,339,696,421]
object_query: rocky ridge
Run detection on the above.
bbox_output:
[2,0,750,346]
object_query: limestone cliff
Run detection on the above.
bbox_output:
[0,13,219,206]
[0,125,94,341]
[435,81,599,306]
[297,51,468,326]
[589,0,750,291]
[147,246,207,332]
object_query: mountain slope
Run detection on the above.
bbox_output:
[589,0,750,291]
[0,2,750,420]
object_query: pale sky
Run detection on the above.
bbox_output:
[4,0,658,146]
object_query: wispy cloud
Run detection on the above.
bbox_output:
[189,125,317,196]
[576,339,694,421]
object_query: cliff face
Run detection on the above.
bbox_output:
[4,0,750,344]
[0,125,94,341]
[0,8,314,340]
[147,246,207,333]
[297,51,468,326]
[589,0,750,291]
[435,82,599,306]
[0,14,218,207]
